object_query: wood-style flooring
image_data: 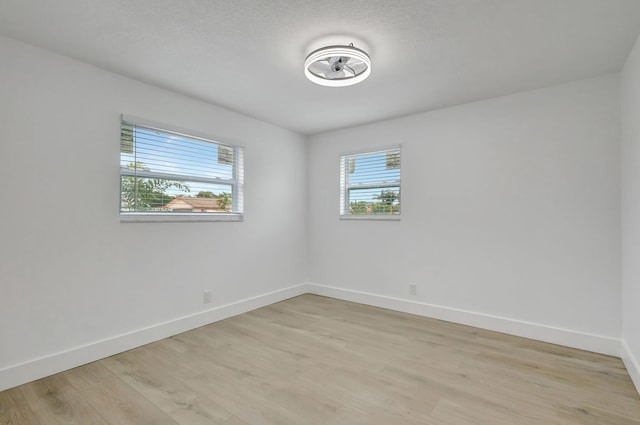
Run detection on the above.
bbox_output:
[1,294,640,424]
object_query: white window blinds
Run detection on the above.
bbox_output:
[120,116,244,220]
[340,146,401,218]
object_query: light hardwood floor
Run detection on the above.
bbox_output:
[1,294,640,424]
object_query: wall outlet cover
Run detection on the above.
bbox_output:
[203,290,213,304]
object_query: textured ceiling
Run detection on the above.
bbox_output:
[1,0,640,135]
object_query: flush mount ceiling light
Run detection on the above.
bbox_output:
[304,43,371,87]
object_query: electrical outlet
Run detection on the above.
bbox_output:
[203,290,213,304]
[409,283,417,295]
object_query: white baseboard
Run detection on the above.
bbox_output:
[0,282,624,393]
[306,283,620,357]
[0,283,310,392]
[622,340,640,395]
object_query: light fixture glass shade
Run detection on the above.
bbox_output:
[304,44,371,87]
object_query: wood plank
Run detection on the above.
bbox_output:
[101,351,233,425]
[0,387,42,425]
[19,374,107,425]
[64,363,178,425]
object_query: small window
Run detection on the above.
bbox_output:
[120,116,244,221]
[340,146,401,219]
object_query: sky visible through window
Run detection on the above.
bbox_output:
[120,127,234,198]
[348,152,400,199]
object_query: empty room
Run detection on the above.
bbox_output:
[2,0,640,423]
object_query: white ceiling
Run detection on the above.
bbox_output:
[1,0,640,135]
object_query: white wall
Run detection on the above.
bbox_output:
[308,75,621,349]
[0,35,308,383]
[621,34,640,391]
[0,32,631,391]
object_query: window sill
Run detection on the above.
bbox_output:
[120,213,244,223]
[340,214,401,221]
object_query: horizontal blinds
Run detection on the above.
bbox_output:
[120,119,243,215]
[341,147,401,216]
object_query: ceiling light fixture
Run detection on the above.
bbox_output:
[304,43,371,87]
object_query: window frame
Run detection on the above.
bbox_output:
[339,145,402,221]
[119,115,244,223]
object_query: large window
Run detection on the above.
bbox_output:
[120,116,244,221]
[340,146,401,219]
